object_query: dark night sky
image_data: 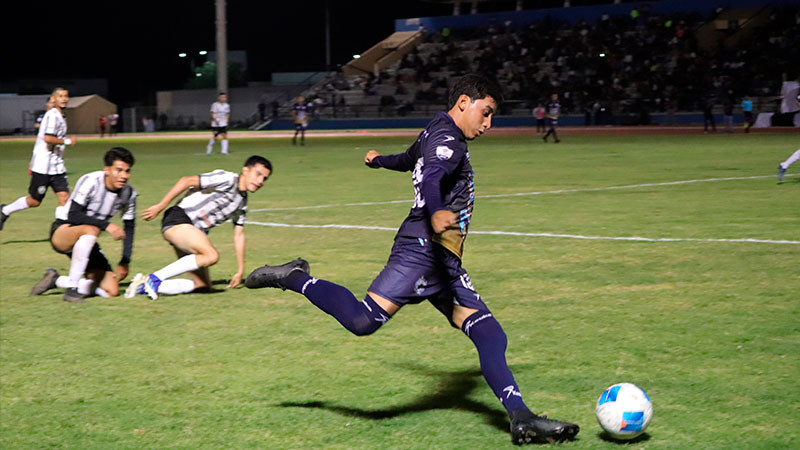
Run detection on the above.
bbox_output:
[1,1,458,105]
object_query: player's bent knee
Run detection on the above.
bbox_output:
[27,197,41,207]
[343,295,389,336]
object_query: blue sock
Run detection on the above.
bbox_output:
[285,272,389,336]
[462,311,529,414]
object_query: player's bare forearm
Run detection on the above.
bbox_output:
[142,176,199,220]
[228,225,246,288]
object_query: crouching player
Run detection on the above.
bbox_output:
[31,147,137,302]
[125,155,272,299]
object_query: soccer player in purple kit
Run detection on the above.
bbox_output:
[245,74,579,445]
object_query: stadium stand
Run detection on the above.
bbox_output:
[273,1,799,127]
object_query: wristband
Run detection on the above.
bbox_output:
[63,138,72,145]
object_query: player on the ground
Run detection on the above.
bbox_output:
[291,96,312,146]
[206,92,230,155]
[1,88,77,231]
[777,94,800,181]
[31,147,136,303]
[245,74,579,445]
[125,156,272,300]
[542,93,560,143]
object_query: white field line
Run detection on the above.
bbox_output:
[248,221,800,245]
[250,174,796,212]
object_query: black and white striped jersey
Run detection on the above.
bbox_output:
[56,170,137,227]
[177,170,246,231]
[30,108,68,175]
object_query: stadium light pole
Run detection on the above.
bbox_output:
[325,0,331,71]
[215,0,228,94]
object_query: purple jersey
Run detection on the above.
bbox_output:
[370,112,474,258]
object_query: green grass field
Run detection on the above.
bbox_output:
[1,130,798,449]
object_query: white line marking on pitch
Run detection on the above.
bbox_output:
[248,221,800,245]
[250,174,796,212]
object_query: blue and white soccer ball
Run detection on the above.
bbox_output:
[596,383,653,440]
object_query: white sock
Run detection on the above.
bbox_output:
[781,149,800,169]
[157,279,196,295]
[77,278,94,295]
[56,275,72,289]
[68,235,97,285]
[221,139,229,154]
[94,287,110,298]
[153,254,199,281]
[206,138,215,153]
[3,196,30,216]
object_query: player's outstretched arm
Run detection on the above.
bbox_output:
[227,224,245,288]
[364,148,415,171]
[142,175,200,221]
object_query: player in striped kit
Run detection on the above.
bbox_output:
[1,88,77,231]
[125,155,272,300]
[31,147,137,303]
[206,93,231,155]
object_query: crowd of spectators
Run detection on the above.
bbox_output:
[307,4,799,121]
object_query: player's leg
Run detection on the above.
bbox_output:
[300,124,306,145]
[51,173,70,206]
[51,223,102,302]
[0,174,49,230]
[778,149,800,181]
[292,124,300,145]
[143,224,217,299]
[220,131,229,155]
[550,121,560,143]
[207,130,217,154]
[437,246,578,444]
[247,256,395,335]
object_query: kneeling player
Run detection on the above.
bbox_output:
[31,147,137,302]
[126,155,272,299]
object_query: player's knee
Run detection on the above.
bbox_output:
[104,284,120,297]
[199,249,219,266]
[346,315,383,336]
[27,197,41,207]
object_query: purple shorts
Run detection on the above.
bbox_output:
[368,237,489,326]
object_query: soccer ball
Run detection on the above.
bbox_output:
[596,383,653,440]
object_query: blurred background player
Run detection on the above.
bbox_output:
[32,147,136,303]
[207,92,230,155]
[108,112,119,136]
[126,156,272,300]
[533,103,546,133]
[291,96,312,145]
[741,96,754,133]
[777,93,800,181]
[245,74,579,445]
[542,93,561,143]
[1,88,77,231]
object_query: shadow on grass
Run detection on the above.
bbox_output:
[598,431,651,444]
[278,363,509,432]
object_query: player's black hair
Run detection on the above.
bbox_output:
[218,92,227,96]
[447,74,504,109]
[104,147,135,167]
[244,155,272,173]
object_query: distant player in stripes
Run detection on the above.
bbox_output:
[207,92,230,155]
[125,155,272,300]
[542,93,560,143]
[776,93,800,181]
[291,96,312,146]
[31,147,137,303]
[1,88,77,231]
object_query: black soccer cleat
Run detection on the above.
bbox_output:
[245,258,310,290]
[31,268,60,295]
[0,204,8,230]
[62,288,86,303]
[509,409,579,445]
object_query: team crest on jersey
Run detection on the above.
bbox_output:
[436,146,454,160]
[414,276,428,295]
[37,186,46,195]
